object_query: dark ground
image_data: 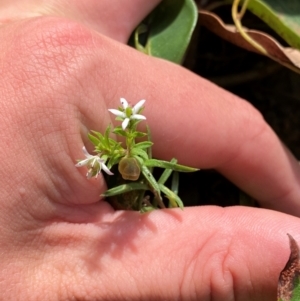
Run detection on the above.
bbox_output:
[179,6,300,207]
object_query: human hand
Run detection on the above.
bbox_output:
[1,1,300,300]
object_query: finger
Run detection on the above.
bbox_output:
[0,0,161,42]
[77,31,300,216]
[0,18,113,212]
[3,16,300,216]
[15,1,299,216]
[6,205,297,301]
[94,206,297,301]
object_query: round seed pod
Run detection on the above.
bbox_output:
[118,157,140,181]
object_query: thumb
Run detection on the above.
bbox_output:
[0,0,162,43]
[26,206,296,301]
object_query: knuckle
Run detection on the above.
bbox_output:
[0,17,98,119]
[2,17,96,94]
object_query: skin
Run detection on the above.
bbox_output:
[1,0,300,300]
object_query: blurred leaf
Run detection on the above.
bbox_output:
[158,158,178,185]
[140,206,156,213]
[171,171,179,195]
[134,0,198,63]
[141,165,161,197]
[199,10,300,72]
[104,124,112,146]
[101,182,148,197]
[159,183,184,209]
[134,141,153,149]
[113,127,127,137]
[246,0,300,50]
[131,131,147,138]
[141,164,165,208]
[89,131,104,145]
[88,133,100,146]
[277,234,300,301]
[145,158,199,172]
[131,148,149,160]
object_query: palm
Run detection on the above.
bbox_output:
[1,1,300,301]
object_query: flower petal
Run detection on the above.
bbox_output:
[75,158,90,167]
[81,146,93,158]
[122,118,130,130]
[108,109,126,118]
[133,99,146,114]
[120,98,128,109]
[132,114,146,120]
[101,163,114,175]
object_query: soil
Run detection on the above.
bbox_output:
[179,5,300,207]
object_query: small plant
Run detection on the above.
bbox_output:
[76,98,198,212]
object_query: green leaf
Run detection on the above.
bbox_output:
[90,131,105,144]
[131,148,149,161]
[88,133,101,146]
[144,159,198,172]
[107,154,123,169]
[146,126,153,161]
[132,131,148,138]
[133,0,198,64]
[141,165,161,195]
[141,165,165,208]
[158,158,177,185]
[171,171,179,195]
[102,182,149,197]
[246,0,300,50]
[113,127,127,137]
[104,124,112,146]
[140,206,156,213]
[134,141,153,149]
[159,183,184,209]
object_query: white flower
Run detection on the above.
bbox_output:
[75,146,113,179]
[108,98,146,130]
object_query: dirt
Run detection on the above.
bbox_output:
[179,6,300,207]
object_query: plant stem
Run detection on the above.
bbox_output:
[231,0,268,55]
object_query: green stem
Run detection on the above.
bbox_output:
[231,0,268,55]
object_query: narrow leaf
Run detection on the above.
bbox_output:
[140,206,156,213]
[104,124,112,147]
[90,130,105,142]
[107,154,123,169]
[159,183,184,209]
[158,158,178,185]
[141,165,165,208]
[141,165,161,195]
[88,133,101,146]
[171,171,179,195]
[131,148,149,161]
[134,141,153,149]
[113,127,127,137]
[102,183,149,197]
[145,159,198,172]
[146,126,153,171]
[132,131,148,138]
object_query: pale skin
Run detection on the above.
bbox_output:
[1,1,300,300]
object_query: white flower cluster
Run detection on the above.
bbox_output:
[76,98,146,178]
[108,98,146,130]
[75,146,113,178]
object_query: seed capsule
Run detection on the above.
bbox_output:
[118,157,140,181]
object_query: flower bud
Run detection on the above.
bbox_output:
[118,157,140,181]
